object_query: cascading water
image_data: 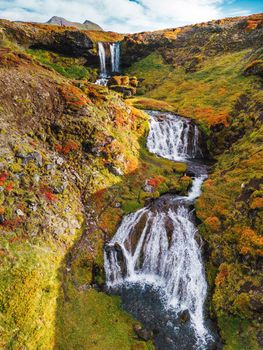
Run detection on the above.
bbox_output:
[110,42,120,73]
[147,111,203,161]
[96,42,121,85]
[98,42,107,77]
[104,111,217,350]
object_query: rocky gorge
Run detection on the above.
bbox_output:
[0,12,262,350]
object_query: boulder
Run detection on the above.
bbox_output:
[108,75,131,86]
[130,77,139,87]
[109,85,136,98]
[108,75,123,86]
[133,324,153,341]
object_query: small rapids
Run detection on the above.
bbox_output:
[104,111,218,349]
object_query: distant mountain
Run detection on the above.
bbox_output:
[46,16,103,31]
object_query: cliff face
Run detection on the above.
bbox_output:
[0,19,122,68]
[0,13,262,350]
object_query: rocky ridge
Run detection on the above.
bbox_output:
[46,16,103,31]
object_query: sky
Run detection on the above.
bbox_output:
[0,0,262,33]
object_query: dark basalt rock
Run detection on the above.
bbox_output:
[31,30,94,58]
[178,309,190,324]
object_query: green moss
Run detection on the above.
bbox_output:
[122,199,143,214]
[55,288,153,350]
[27,49,97,81]
[218,316,261,350]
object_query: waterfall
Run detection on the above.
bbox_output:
[105,206,209,346]
[146,111,203,161]
[98,42,107,77]
[110,42,120,73]
[104,111,214,349]
[96,42,121,85]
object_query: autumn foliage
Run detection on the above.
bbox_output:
[60,84,91,110]
[40,186,57,202]
[55,139,79,154]
[147,176,165,187]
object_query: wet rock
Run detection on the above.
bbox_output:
[53,186,64,194]
[105,164,123,176]
[178,309,190,324]
[28,202,37,211]
[244,60,263,78]
[109,85,136,97]
[211,123,225,133]
[165,336,174,344]
[50,122,61,134]
[133,324,153,341]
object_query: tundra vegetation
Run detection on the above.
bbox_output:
[0,13,262,350]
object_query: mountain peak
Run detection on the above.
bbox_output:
[46,16,103,31]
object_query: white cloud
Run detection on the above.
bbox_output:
[0,0,252,33]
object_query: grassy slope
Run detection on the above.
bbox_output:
[125,50,261,126]
[0,44,189,349]
[27,48,98,81]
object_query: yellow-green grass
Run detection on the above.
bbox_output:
[27,48,97,81]
[125,50,261,126]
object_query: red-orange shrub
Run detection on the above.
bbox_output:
[147,176,165,187]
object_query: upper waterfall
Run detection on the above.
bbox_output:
[97,42,121,85]
[98,42,107,77]
[110,42,120,73]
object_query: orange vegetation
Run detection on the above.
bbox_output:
[147,176,165,187]
[55,140,79,154]
[204,216,221,231]
[40,187,57,202]
[215,264,229,286]
[250,197,263,209]
[238,228,263,256]
[60,84,91,110]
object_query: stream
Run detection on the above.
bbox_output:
[104,110,219,349]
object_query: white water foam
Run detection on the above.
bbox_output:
[146,111,203,161]
[104,111,211,348]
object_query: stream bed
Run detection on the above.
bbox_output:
[104,110,220,350]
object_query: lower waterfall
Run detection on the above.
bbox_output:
[104,111,217,350]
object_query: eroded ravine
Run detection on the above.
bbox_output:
[104,110,218,350]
